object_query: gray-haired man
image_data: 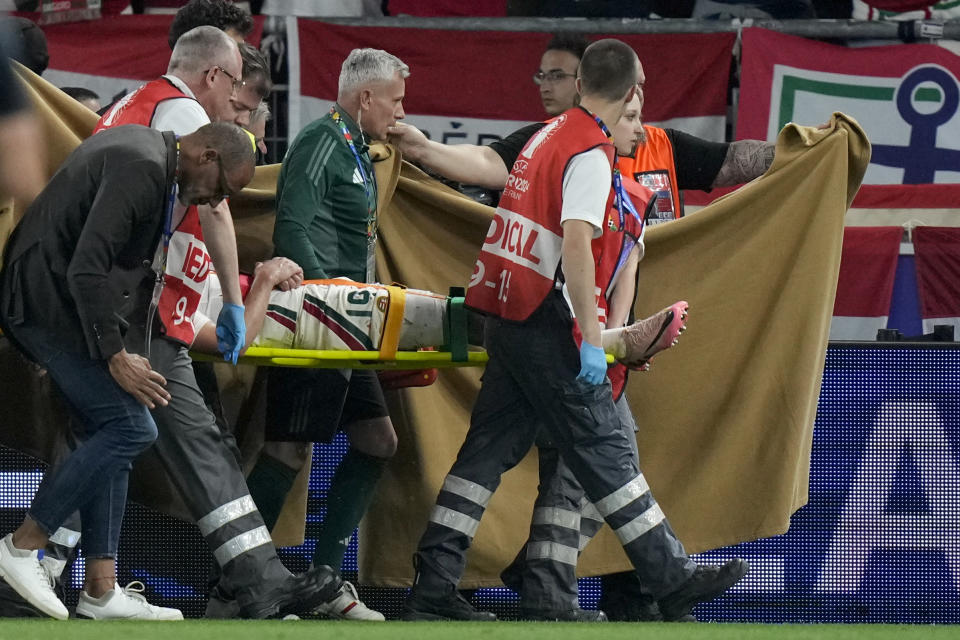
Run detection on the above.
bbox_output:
[243,48,410,621]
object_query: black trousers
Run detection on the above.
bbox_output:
[146,339,292,604]
[414,293,694,600]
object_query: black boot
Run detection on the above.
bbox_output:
[402,583,497,621]
[205,584,241,619]
[237,564,343,619]
[402,556,496,622]
[0,580,47,618]
[600,570,664,621]
[658,559,749,622]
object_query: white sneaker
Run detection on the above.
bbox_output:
[76,582,184,620]
[313,581,385,621]
[0,533,68,619]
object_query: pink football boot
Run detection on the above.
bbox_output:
[618,301,689,368]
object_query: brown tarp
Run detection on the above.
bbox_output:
[360,117,871,586]
[0,66,102,481]
[3,66,870,585]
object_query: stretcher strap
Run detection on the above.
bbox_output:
[446,291,468,363]
[379,285,406,360]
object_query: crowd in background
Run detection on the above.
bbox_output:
[2,1,955,20]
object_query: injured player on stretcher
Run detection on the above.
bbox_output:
[189,256,685,368]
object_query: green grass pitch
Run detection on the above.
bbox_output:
[0,620,959,640]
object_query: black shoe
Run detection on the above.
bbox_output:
[604,595,663,621]
[658,559,749,622]
[238,564,343,619]
[518,606,608,622]
[401,585,497,621]
[600,571,662,622]
[205,584,241,619]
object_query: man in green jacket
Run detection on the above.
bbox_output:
[248,47,409,621]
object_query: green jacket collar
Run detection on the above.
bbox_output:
[332,103,370,155]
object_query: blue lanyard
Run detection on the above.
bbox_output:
[158,138,180,277]
[611,180,646,282]
[145,138,180,357]
[330,105,376,238]
[587,108,644,231]
[587,109,646,281]
[588,107,612,139]
[612,170,645,232]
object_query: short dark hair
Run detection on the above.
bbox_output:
[60,86,100,102]
[195,121,255,175]
[544,33,589,61]
[239,42,271,99]
[579,39,637,102]
[167,0,254,50]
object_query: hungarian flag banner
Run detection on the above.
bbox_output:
[914,226,960,335]
[738,27,960,209]
[830,227,902,340]
[36,14,264,109]
[736,27,960,340]
[288,19,735,144]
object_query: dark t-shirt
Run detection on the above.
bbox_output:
[666,128,728,191]
[489,123,545,174]
[488,122,730,192]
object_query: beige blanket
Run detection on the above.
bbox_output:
[360,114,870,586]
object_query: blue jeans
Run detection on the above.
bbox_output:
[11,325,158,558]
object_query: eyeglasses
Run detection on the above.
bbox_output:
[533,70,577,86]
[210,65,244,95]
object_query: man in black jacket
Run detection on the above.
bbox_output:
[0,122,255,620]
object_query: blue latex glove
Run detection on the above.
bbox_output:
[216,303,246,365]
[577,341,607,386]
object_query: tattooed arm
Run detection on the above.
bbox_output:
[711,139,775,188]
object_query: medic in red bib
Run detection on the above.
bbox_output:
[95,77,219,348]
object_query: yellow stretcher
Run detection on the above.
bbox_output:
[191,347,614,369]
[192,346,491,370]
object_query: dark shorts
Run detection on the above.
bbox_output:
[265,367,388,442]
